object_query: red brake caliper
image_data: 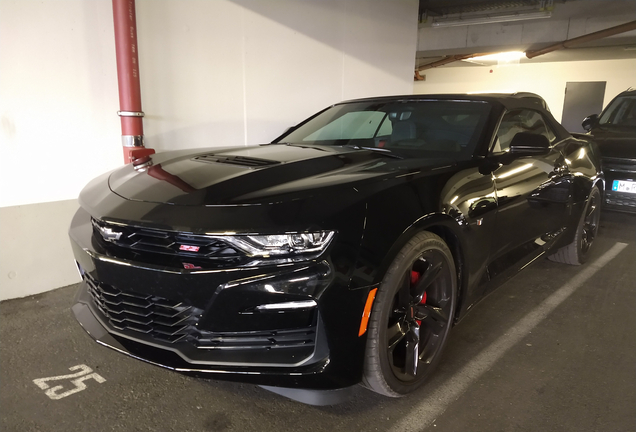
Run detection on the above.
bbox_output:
[411,271,426,325]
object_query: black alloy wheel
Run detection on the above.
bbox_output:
[580,187,600,255]
[549,186,601,265]
[363,231,457,397]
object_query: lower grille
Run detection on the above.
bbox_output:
[84,275,318,354]
[196,327,316,351]
[85,274,202,343]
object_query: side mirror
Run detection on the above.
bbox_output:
[582,114,598,132]
[509,132,550,156]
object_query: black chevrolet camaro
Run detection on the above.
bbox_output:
[70,93,603,404]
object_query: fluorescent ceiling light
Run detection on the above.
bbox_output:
[432,10,552,28]
[466,51,526,62]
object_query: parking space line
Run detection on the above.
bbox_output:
[390,242,629,432]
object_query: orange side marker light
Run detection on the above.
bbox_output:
[358,288,378,337]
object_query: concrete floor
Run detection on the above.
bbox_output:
[2,211,634,432]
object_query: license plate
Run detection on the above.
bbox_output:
[612,180,636,194]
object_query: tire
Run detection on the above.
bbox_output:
[549,186,601,265]
[362,231,457,397]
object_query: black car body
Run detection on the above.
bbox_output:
[583,88,636,212]
[70,93,602,402]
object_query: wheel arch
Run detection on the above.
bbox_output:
[425,224,466,323]
[375,213,468,323]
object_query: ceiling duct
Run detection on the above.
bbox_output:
[432,10,551,27]
[422,0,539,16]
[421,0,553,27]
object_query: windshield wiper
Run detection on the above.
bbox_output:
[344,145,403,159]
[271,142,332,152]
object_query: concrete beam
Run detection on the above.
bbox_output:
[418,1,636,58]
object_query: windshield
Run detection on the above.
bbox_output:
[599,95,636,127]
[277,100,492,160]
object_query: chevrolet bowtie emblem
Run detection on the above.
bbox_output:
[98,226,122,242]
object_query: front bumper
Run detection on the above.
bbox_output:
[70,207,372,390]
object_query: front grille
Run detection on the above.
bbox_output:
[192,154,280,168]
[603,157,636,174]
[196,327,316,351]
[92,218,244,266]
[85,274,202,343]
[605,191,636,209]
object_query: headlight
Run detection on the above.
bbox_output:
[224,231,335,258]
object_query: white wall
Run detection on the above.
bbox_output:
[0,200,80,301]
[413,59,636,122]
[0,0,418,300]
[137,0,418,151]
[0,0,122,208]
[1,0,122,300]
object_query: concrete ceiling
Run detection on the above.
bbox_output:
[416,0,636,69]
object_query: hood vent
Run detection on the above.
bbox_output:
[193,154,280,168]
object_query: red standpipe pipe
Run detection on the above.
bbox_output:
[112,0,154,163]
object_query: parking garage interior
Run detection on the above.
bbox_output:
[1,1,635,431]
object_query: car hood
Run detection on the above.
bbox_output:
[590,126,636,159]
[108,144,455,206]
